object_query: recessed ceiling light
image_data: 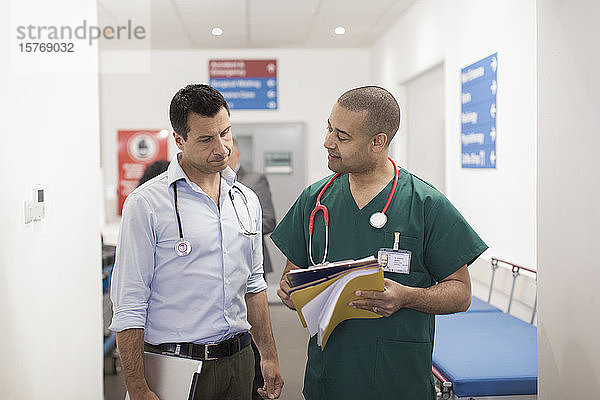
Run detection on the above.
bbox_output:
[212,27,223,36]
[334,26,346,35]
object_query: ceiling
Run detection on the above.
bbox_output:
[97,0,416,49]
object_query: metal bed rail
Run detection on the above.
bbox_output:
[432,365,452,399]
[488,257,537,324]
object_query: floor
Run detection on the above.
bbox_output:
[103,302,310,400]
[103,280,535,400]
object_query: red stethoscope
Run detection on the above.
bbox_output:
[308,157,399,265]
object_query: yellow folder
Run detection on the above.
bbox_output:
[290,267,385,349]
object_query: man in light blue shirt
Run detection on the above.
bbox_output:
[110,84,283,400]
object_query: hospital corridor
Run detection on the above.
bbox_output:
[1,0,599,399]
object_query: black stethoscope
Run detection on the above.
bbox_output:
[173,181,259,257]
[308,157,399,265]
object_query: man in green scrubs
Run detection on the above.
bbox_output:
[271,86,488,400]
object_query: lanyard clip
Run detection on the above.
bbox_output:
[393,232,400,251]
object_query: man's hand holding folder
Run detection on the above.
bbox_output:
[278,257,377,310]
[278,261,301,310]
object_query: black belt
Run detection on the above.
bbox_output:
[144,331,252,361]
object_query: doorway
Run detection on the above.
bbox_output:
[404,63,446,192]
[232,122,305,288]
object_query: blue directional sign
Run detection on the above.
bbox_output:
[209,78,278,110]
[461,53,497,168]
[209,59,278,110]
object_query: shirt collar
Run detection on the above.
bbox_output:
[167,153,188,186]
[222,164,237,186]
[167,152,237,187]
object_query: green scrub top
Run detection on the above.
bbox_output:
[271,167,488,400]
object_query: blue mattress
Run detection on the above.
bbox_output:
[103,332,117,356]
[465,296,502,313]
[433,312,537,397]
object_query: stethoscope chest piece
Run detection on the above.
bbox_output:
[369,212,388,229]
[175,239,192,257]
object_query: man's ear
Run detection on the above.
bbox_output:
[371,133,388,153]
[173,131,185,150]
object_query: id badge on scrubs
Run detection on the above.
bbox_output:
[378,232,412,274]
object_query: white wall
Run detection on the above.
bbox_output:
[537,0,600,397]
[0,0,103,399]
[100,48,370,222]
[370,0,537,269]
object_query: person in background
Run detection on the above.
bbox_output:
[228,138,277,280]
[138,160,169,186]
[228,138,277,400]
[110,84,283,400]
[272,86,487,400]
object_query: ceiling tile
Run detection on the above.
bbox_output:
[99,0,417,49]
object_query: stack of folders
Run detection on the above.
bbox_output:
[288,256,384,349]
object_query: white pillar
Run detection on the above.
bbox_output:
[537,0,600,398]
[0,0,103,398]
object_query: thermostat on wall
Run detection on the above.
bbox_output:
[24,185,45,224]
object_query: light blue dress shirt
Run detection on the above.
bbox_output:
[110,155,267,345]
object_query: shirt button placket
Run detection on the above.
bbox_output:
[220,215,229,324]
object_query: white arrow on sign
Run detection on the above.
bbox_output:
[490,80,497,95]
[267,79,276,88]
[490,150,496,165]
[490,103,497,118]
[490,56,497,72]
[267,90,276,98]
[490,127,497,141]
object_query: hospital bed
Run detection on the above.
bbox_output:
[432,258,537,399]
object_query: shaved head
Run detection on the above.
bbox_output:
[337,86,401,144]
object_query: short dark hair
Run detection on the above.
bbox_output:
[138,160,169,186]
[337,86,401,144]
[169,84,230,141]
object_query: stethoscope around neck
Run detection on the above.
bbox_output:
[172,180,259,257]
[308,157,399,265]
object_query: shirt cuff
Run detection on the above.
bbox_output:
[109,305,147,332]
[246,273,268,294]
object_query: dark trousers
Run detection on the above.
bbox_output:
[191,344,255,400]
[251,340,264,400]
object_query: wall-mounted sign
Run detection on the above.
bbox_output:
[264,151,292,174]
[461,53,497,169]
[209,59,277,110]
[118,129,168,214]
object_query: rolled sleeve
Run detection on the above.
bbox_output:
[247,272,268,293]
[109,193,157,332]
[246,192,268,293]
